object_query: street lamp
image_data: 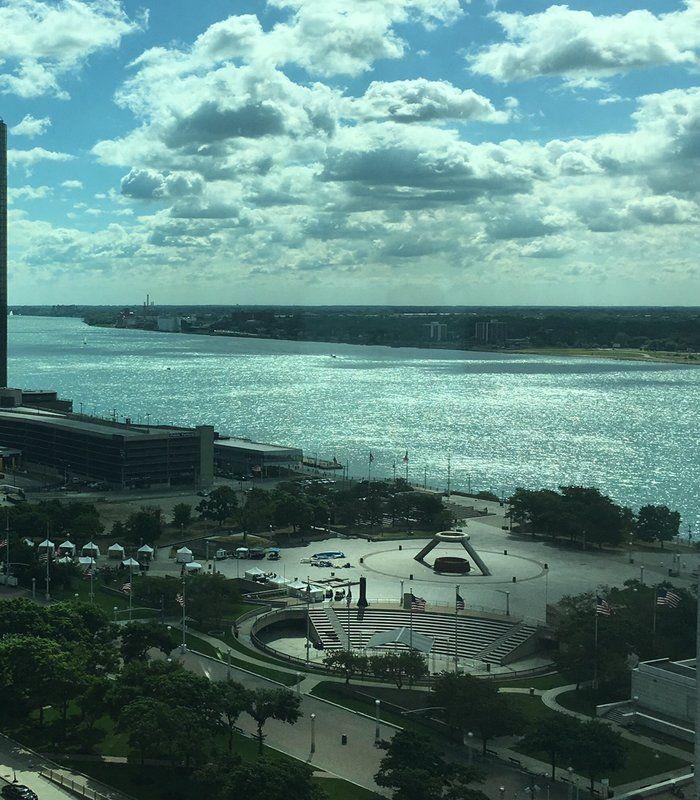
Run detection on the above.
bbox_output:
[567,767,574,800]
[310,713,316,754]
[375,700,381,743]
[467,731,474,766]
[113,605,118,622]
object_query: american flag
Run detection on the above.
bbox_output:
[369,451,375,463]
[595,595,613,616]
[456,592,465,611]
[82,570,93,581]
[121,582,131,594]
[402,451,409,464]
[657,589,681,608]
[410,593,426,611]
[176,592,185,607]
[0,539,6,550]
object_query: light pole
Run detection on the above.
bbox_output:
[467,731,474,766]
[227,649,232,680]
[113,605,118,622]
[375,699,381,743]
[567,767,574,800]
[640,565,645,585]
[310,713,316,754]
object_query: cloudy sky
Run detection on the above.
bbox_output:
[2,0,700,305]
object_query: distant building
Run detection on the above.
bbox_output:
[424,322,447,343]
[214,436,302,477]
[475,320,508,346]
[157,316,182,333]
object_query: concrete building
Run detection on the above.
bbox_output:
[0,405,214,488]
[157,316,182,333]
[424,322,447,343]
[0,120,7,387]
[214,436,302,477]
[475,319,508,346]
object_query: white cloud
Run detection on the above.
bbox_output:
[9,115,52,137]
[470,2,700,85]
[8,147,74,167]
[61,180,83,190]
[0,0,146,98]
[351,79,511,123]
[9,185,52,201]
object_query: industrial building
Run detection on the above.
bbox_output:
[214,436,302,477]
[474,319,508,346]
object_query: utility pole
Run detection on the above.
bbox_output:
[446,453,451,497]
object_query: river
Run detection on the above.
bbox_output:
[7,315,700,530]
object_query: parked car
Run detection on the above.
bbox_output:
[248,548,266,560]
[2,784,39,800]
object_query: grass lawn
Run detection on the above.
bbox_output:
[555,688,618,717]
[53,580,159,619]
[317,778,381,799]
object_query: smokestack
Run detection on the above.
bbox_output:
[0,120,7,388]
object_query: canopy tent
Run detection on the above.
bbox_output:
[184,561,202,572]
[244,567,266,580]
[38,539,55,551]
[58,540,76,554]
[122,557,140,568]
[78,556,96,567]
[57,556,73,564]
[176,546,193,564]
[22,538,34,548]
[366,627,434,654]
[270,576,292,588]
[81,541,100,556]
[288,580,324,601]
[107,543,125,560]
[137,544,154,560]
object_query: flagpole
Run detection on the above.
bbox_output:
[593,607,599,689]
[454,584,459,672]
[128,560,133,621]
[405,453,408,484]
[409,587,413,651]
[368,453,372,483]
[90,569,94,604]
[44,523,50,601]
[180,577,187,653]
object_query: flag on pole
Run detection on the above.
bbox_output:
[176,592,185,607]
[121,582,131,594]
[456,592,465,611]
[656,589,681,608]
[369,452,375,463]
[595,595,613,616]
[0,539,6,550]
[410,593,426,611]
[402,451,409,464]
[82,570,93,580]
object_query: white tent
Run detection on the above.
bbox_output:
[137,544,154,560]
[38,539,55,552]
[184,561,202,572]
[22,538,34,548]
[271,576,292,588]
[81,541,100,556]
[58,540,76,555]
[78,556,96,567]
[107,543,125,560]
[122,557,140,568]
[288,580,325,601]
[176,546,193,564]
[244,567,266,581]
[57,555,73,564]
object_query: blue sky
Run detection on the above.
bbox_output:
[2,0,699,305]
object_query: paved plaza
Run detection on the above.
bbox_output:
[151,506,699,624]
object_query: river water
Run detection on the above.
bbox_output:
[7,315,700,530]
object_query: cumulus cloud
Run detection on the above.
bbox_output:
[0,0,146,98]
[350,79,511,123]
[470,2,700,85]
[120,168,205,200]
[8,147,74,167]
[9,115,52,137]
[9,185,52,202]
[61,180,84,190]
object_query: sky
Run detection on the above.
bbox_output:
[1,0,700,306]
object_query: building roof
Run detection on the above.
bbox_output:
[650,658,696,678]
[0,408,200,440]
[215,436,301,455]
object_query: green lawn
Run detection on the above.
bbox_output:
[317,778,381,800]
[53,579,159,619]
[555,688,618,717]
[494,673,566,690]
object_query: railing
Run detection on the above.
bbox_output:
[41,769,130,800]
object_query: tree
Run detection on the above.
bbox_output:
[117,698,180,765]
[570,720,626,793]
[219,680,248,752]
[120,621,175,662]
[186,573,241,628]
[244,687,302,754]
[521,715,582,778]
[197,486,238,526]
[197,755,323,800]
[323,650,369,684]
[124,506,163,545]
[239,488,273,535]
[375,729,487,800]
[371,651,428,689]
[635,505,681,546]
[273,492,312,533]
[172,503,193,529]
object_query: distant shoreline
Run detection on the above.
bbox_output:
[75,318,699,365]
